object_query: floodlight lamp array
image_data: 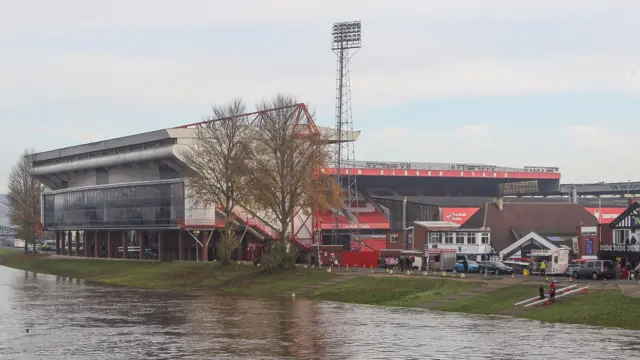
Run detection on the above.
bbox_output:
[331,21,362,50]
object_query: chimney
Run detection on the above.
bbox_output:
[630,198,637,206]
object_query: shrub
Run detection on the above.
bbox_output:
[260,239,298,271]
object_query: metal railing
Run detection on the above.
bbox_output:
[600,244,640,252]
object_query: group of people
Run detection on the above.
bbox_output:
[538,278,557,304]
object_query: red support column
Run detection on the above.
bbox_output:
[107,231,112,259]
[178,231,183,261]
[139,231,144,260]
[122,231,127,259]
[157,231,163,261]
[202,232,208,262]
[84,232,89,258]
[55,231,61,255]
[94,231,99,258]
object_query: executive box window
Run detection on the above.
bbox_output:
[43,182,185,228]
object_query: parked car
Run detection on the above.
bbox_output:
[478,261,513,275]
[576,260,614,280]
[454,260,479,273]
[564,259,587,277]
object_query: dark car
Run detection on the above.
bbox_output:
[478,261,513,275]
[576,260,614,280]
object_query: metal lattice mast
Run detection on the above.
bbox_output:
[331,21,361,248]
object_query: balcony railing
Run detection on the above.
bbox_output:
[600,244,640,252]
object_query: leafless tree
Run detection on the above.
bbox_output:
[248,93,342,248]
[7,149,44,253]
[181,99,253,264]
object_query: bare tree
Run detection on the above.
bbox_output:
[248,94,342,248]
[7,149,44,253]
[181,99,253,264]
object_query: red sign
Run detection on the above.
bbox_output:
[585,207,625,224]
[441,207,479,225]
[319,168,560,180]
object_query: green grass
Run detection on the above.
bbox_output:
[0,252,335,295]
[0,248,20,256]
[524,289,640,330]
[439,284,540,315]
[308,276,478,307]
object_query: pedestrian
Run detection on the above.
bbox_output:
[540,260,546,277]
[549,279,557,304]
[463,257,469,274]
[406,256,412,271]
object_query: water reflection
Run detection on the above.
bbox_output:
[1,265,640,359]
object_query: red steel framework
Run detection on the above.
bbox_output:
[174,103,322,248]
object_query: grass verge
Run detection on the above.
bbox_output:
[524,289,640,329]
[439,284,540,315]
[307,276,478,307]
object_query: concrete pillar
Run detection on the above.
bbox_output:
[55,231,61,255]
[94,231,98,258]
[107,231,111,259]
[157,231,163,261]
[122,231,127,259]
[178,231,183,261]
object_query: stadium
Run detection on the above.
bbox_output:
[26,102,639,264]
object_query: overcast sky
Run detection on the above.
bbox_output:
[1,0,640,191]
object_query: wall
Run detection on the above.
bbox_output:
[576,224,613,257]
[184,184,217,227]
[386,231,403,250]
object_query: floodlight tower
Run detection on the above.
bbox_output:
[331,21,361,248]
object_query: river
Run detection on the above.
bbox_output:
[0,265,639,359]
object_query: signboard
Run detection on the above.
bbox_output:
[632,216,640,227]
[585,207,625,224]
[581,226,597,235]
[572,237,579,253]
[585,238,594,256]
[441,208,479,225]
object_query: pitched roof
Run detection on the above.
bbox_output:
[460,202,598,253]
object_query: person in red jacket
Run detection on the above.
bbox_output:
[548,279,557,304]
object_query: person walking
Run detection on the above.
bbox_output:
[463,257,469,274]
[540,260,546,277]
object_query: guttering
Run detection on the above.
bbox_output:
[29,146,176,176]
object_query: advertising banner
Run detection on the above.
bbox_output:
[585,208,625,224]
[441,207,480,225]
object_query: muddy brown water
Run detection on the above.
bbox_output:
[1,265,639,359]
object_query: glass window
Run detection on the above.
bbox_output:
[429,233,441,244]
[43,181,185,229]
[467,233,477,244]
[408,233,413,243]
[389,234,398,243]
[455,233,464,244]
[445,232,454,244]
[481,233,489,244]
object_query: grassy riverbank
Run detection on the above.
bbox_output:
[2,252,640,330]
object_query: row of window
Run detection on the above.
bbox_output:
[429,232,489,245]
[388,234,413,243]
